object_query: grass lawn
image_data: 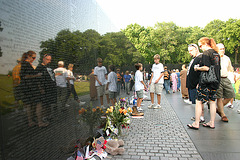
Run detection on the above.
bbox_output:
[0,75,90,114]
[74,81,90,96]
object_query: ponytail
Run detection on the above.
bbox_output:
[198,37,219,53]
[209,38,219,53]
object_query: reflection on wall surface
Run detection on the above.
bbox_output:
[0,0,116,159]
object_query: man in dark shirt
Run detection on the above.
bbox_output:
[187,44,205,123]
[35,54,57,120]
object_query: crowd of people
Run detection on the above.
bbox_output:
[12,52,85,127]
[11,37,240,129]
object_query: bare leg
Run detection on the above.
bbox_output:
[106,94,110,105]
[222,98,231,106]
[208,100,216,127]
[230,98,233,105]
[110,99,114,106]
[26,104,35,126]
[137,98,143,107]
[193,100,202,128]
[150,93,154,104]
[100,96,104,106]
[36,103,48,127]
[201,103,204,117]
[217,98,230,117]
[157,94,161,105]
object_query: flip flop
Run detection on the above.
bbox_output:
[202,122,215,129]
[187,124,199,130]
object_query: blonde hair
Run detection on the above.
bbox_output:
[125,70,129,74]
[68,64,74,69]
[154,54,160,59]
[198,37,219,53]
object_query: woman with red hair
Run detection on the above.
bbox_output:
[187,37,221,130]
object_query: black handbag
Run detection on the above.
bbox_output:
[199,65,218,84]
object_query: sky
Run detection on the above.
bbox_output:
[96,0,240,32]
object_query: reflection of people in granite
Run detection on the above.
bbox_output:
[20,51,48,127]
[35,54,57,121]
[54,61,69,112]
[12,58,22,110]
[89,69,98,101]
[66,64,86,106]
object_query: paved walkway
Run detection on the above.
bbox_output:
[106,91,202,160]
[105,90,240,160]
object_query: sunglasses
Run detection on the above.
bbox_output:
[32,57,36,59]
[188,44,198,48]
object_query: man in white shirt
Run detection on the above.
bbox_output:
[94,58,108,108]
[148,54,164,109]
[216,43,235,122]
[54,61,69,111]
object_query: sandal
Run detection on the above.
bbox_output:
[187,124,199,130]
[202,122,215,129]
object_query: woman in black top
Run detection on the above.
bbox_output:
[187,37,220,130]
[20,51,48,127]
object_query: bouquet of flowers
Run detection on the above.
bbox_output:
[105,101,132,137]
[78,104,104,134]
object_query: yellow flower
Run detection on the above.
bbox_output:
[123,109,127,115]
[106,111,109,114]
[92,108,96,112]
[127,107,132,113]
[101,111,104,113]
[110,106,113,110]
[119,108,123,113]
[109,108,113,113]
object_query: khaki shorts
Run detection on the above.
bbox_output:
[136,90,143,99]
[216,78,235,99]
[109,91,117,99]
[149,83,163,95]
[96,85,105,97]
[105,85,109,95]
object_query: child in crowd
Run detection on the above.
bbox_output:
[106,65,118,106]
[94,58,108,109]
[135,63,147,112]
[148,54,164,109]
[123,70,131,95]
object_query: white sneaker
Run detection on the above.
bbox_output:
[153,104,161,109]
[184,99,192,105]
[148,104,154,109]
[79,101,86,106]
[137,107,143,112]
[237,110,240,114]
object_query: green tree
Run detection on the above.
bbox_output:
[204,19,225,42]
[221,18,240,64]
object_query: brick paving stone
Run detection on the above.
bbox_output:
[107,94,202,160]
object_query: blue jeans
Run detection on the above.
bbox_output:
[164,80,171,93]
[188,88,197,104]
[117,81,121,95]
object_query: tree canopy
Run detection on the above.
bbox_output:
[39,18,240,75]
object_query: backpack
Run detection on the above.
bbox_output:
[117,72,121,81]
[164,70,170,80]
